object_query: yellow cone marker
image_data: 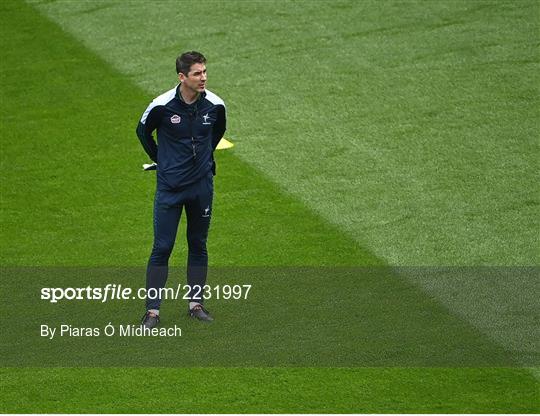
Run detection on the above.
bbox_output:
[216,138,234,150]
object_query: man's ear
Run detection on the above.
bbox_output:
[178,72,186,83]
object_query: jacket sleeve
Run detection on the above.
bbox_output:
[211,104,227,150]
[136,102,161,163]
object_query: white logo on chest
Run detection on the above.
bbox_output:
[170,114,181,124]
[202,113,211,125]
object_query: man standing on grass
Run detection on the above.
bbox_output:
[136,51,226,327]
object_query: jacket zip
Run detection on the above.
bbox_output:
[189,106,197,162]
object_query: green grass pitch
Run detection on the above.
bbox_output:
[1,0,538,413]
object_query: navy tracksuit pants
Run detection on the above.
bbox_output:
[146,172,213,310]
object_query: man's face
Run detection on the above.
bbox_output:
[179,63,207,93]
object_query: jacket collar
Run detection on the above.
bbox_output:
[176,84,206,106]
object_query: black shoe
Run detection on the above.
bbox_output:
[189,305,214,322]
[141,311,160,328]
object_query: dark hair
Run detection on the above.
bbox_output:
[176,51,207,75]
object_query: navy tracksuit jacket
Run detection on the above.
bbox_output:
[136,85,226,309]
